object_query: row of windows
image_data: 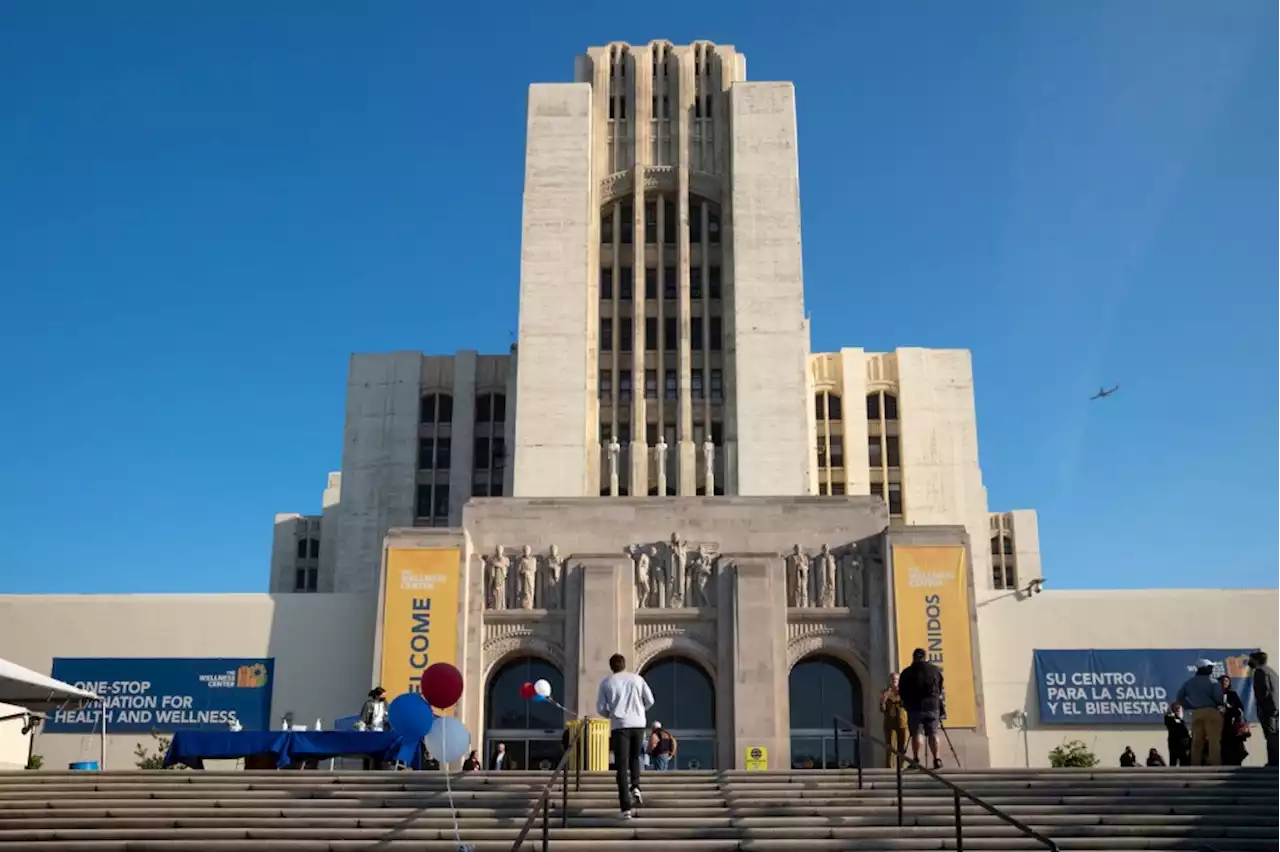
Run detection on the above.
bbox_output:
[417,437,507,471]
[415,483,450,525]
[814,435,903,470]
[991,534,1018,590]
[294,538,319,560]
[294,566,317,593]
[606,93,716,122]
[601,317,724,352]
[419,392,506,426]
[601,198,721,246]
[600,368,724,401]
[813,392,901,423]
[600,266,723,301]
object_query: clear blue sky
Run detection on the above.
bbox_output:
[1,2,1275,594]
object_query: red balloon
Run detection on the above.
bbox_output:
[419,662,464,709]
[519,681,535,700]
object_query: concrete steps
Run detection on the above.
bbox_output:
[0,767,1273,851]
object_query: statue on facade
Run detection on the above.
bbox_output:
[632,545,652,608]
[607,436,621,496]
[516,545,538,609]
[543,544,563,610]
[817,543,838,608]
[667,533,689,608]
[702,438,715,493]
[689,546,714,607]
[654,435,669,496]
[485,545,510,610]
[786,544,809,608]
[843,545,864,609]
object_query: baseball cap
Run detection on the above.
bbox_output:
[652,720,662,729]
[1196,658,1214,669]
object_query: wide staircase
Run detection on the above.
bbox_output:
[0,766,1275,851]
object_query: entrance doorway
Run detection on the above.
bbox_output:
[484,656,565,770]
[788,654,864,769]
[639,656,716,770]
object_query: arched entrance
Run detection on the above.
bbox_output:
[485,656,565,771]
[788,654,864,769]
[640,656,716,770]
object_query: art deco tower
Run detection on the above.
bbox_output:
[512,41,811,498]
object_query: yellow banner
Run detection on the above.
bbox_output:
[379,548,462,705]
[891,545,977,727]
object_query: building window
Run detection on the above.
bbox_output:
[689,198,702,243]
[645,317,658,350]
[308,538,319,559]
[645,267,657,300]
[617,421,631,443]
[620,266,633,300]
[867,436,882,468]
[600,267,613,299]
[710,369,723,400]
[886,483,903,516]
[600,209,613,245]
[709,266,722,299]
[645,201,658,244]
[645,369,657,398]
[620,202,633,244]
[492,437,506,469]
[867,391,899,421]
[619,370,632,401]
[475,394,491,423]
[664,370,677,399]
[991,535,1017,590]
[294,566,317,593]
[831,482,845,496]
[664,317,677,351]
[416,483,451,526]
[692,319,703,350]
[620,318,633,352]
[829,435,844,468]
[599,371,612,399]
[692,369,704,399]
[600,319,613,350]
[663,266,677,299]
[708,208,721,243]
[474,437,490,469]
[709,317,723,351]
[663,199,676,243]
[296,538,308,559]
[420,393,453,426]
[691,266,702,300]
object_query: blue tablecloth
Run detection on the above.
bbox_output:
[164,731,421,769]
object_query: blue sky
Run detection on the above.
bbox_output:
[1,2,1274,594]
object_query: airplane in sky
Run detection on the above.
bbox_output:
[1089,385,1120,401]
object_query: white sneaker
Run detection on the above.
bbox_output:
[631,788,643,805]
[620,810,633,820]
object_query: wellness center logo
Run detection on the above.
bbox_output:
[236,663,270,688]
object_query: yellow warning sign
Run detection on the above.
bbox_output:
[744,745,768,771]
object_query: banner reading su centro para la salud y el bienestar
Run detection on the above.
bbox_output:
[379,547,462,710]
[891,545,977,727]
[43,657,274,733]
[1034,649,1257,724]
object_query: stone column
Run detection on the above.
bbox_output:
[675,47,696,495]
[728,557,790,769]
[564,556,635,718]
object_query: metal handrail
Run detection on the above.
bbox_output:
[832,714,1059,852]
[507,719,587,852]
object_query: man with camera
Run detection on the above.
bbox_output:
[897,647,945,769]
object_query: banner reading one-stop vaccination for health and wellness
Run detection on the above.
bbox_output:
[379,547,462,705]
[43,657,274,733]
[1033,649,1257,725]
[891,545,977,727]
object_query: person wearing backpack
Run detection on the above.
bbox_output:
[648,721,678,770]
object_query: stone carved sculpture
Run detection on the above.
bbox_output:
[654,435,669,496]
[606,436,621,496]
[484,545,510,610]
[516,545,537,610]
[632,545,652,608]
[667,533,689,608]
[689,546,714,607]
[843,546,865,609]
[542,545,563,610]
[786,545,809,608]
[817,544,838,608]
[702,438,715,494]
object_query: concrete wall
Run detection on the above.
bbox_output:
[728,82,810,497]
[512,83,594,497]
[978,588,1280,767]
[0,703,31,771]
[0,593,377,771]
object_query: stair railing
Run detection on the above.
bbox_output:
[508,720,586,852]
[832,715,1059,852]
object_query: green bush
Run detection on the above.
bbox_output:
[133,734,174,770]
[24,754,43,771]
[1048,740,1100,768]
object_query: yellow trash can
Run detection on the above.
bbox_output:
[586,718,610,771]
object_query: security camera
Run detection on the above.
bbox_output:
[1026,578,1045,595]
[21,716,41,735]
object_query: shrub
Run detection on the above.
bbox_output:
[133,734,174,770]
[24,754,43,771]
[1048,740,1099,768]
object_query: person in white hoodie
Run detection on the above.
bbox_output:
[596,653,655,819]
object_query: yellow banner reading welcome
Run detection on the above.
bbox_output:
[379,548,462,707]
[891,545,977,727]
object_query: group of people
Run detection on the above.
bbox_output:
[1156,651,1278,767]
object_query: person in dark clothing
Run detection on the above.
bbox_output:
[1164,703,1191,766]
[461,751,480,771]
[1119,746,1138,767]
[897,647,945,769]
[1219,675,1249,766]
[1248,650,1278,767]
[1145,748,1166,767]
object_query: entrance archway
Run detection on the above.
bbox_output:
[640,656,716,769]
[788,654,864,769]
[485,656,565,771]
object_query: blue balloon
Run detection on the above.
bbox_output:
[531,693,548,703]
[387,693,436,740]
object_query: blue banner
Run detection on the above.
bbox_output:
[1033,649,1256,725]
[43,658,274,734]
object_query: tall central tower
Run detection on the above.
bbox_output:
[512,40,811,498]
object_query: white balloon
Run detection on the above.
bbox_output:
[423,716,472,765]
[533,679,552,698]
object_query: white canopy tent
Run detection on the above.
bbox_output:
[0,658,104,768]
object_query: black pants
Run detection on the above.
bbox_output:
[1167,741,1189,767]
[610,727,644,811]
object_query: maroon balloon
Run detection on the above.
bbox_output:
[419,662,464,709]
[519,681,535,700]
